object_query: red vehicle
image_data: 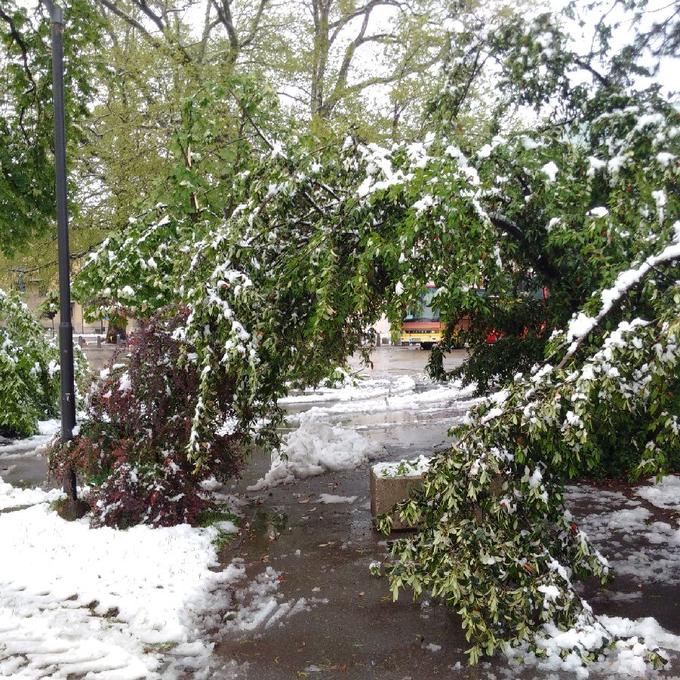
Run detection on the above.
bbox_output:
[402,285,549,349]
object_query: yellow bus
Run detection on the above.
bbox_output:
[400,285,445,350]
[400,284,474,349]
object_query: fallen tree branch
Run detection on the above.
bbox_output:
[557,238,680,369]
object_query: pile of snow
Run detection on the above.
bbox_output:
[36,419,60,437]
[251,375,478,490]
[372,454,431,478]
[0,495,239,678]
[635,474,680,512]
[214,519,239,534]
[0,419,59,458]
[0,475,64,511]
[248,411,383,490]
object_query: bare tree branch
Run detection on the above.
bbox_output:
[241,0,270,48]
[211,0,240,63]
[96,0,161,45]
[132,0,166,32]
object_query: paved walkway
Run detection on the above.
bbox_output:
[208,453,680,680]
[205,349,680,679]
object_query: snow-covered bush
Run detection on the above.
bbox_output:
[72,148,379,468]
[48,308,246,528]
[0,289,60,438]
[367,1,680,667]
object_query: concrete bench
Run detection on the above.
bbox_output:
[370,456,430,531]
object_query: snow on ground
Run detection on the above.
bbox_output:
[567,483,680,587]
[0,475,64,510]
[635,474,680,512]
[0,473,313,680]
[0,419,59,458]
[251,376,477,490]
[279,375,417,405]
[222,562,328,634]
[0,490,319,679]
[292,379,478,420]
[0,498,237,679]
[248,410,383,490]
[318,493,357,504]
[510,481,680,677]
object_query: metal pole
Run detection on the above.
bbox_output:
[48,1,77,502]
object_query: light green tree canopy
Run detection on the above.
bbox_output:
[0,0,101,256]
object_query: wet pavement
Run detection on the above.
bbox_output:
[0,436,51,489]
[209,347,680,680]
[346,345,465,377]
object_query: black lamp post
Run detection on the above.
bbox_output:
[44,0,77,502]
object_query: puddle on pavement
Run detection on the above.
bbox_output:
[245,506,288,551]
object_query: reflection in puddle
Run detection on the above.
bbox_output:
[247,506,288,550]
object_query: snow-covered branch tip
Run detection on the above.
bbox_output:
[558,224,680,369]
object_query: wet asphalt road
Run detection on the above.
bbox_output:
[346,345,465,377]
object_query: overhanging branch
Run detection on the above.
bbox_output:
[489,213,561,282]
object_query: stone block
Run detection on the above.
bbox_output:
[370,460,427,532]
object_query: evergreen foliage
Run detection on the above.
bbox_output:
[0,289,60,437]
[382,229,680,664]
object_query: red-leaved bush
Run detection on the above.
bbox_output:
[48,307,245,528]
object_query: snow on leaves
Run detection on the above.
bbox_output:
[71,0,678,666]
[0,290,63,438]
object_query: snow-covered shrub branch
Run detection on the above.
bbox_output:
[48,308,247,527]
[74,15,678,464]
[370,1,680,668]
[74,128,393,463]
[558,222,680,366]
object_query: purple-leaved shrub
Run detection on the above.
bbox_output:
[48,307,245,528]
